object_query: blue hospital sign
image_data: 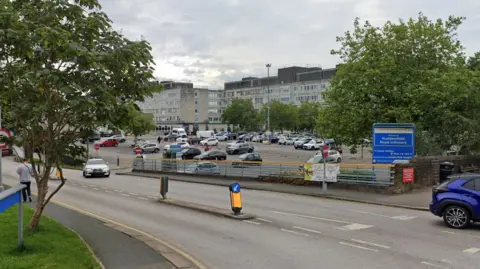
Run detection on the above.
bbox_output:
[372,123,415,164]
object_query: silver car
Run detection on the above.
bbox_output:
[133,143,160,154]
[83,159,110,178]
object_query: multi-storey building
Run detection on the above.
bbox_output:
[223,66,337,110]
[137,81,227,134]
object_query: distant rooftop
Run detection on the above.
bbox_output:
[224,66,336,90]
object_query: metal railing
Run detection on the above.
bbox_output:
[132,158,394,185]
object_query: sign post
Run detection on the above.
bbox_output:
[321,142,329,193]
[135,147,142,155]
[372,123,415,164]
[94,144,100,157]
[0,184,26,248]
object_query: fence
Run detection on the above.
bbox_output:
[132,158,394,185]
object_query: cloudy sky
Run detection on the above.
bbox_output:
[99,0,480,89]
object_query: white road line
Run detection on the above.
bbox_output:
[281,228,310,237]
[351,239,390,249]
[81,185,88,188]
[243,220,261,225]
[344,209,392,218]
[92,188,99,191]
[271,211,351,224]
[463,247,480,254]
[441,230,480,239]
[147,196,156,199]
[441,230,456,235]
[292,226,322,234]
[129,193,138,196]
[257,218,272,223]
[120,193,130,197]
[114,190,122,192]
[340,223,374,231]
[138,197,148,200]
[105,190,113,193]
[390,215,417,220]
[420,261,448,269]
[339,241,378,252]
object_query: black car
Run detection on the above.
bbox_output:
[180,148,202,159]
[194,150,227,161]
[232,153,262,167]
[164,134,178,141]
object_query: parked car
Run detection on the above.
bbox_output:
[430,174,480,229]
[179,148,202,159]
[80,134,101,144]
[164,142,190,152]
[252,135,263,142]
[164,134,178,141]
[131,139,149,148]
[188,137,202,144]
[232,153,262,167]
[294,138,312,149]
[111,134,126,143]
[200,137,219,146]
[82,158,110,178]
[299,154,338,170]
[226,140,254,155]
[179,162,220,175]
[95,138,118,147]
[176,137,188,142]
[215,133,228,141]
[318,150,342,163]
[303,140,324,150]
[134,143,160,154]
[193,150,227,161]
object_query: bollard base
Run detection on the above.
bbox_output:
[156,199,256,220]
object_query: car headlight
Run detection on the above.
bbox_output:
[86,168,93,172]
[102,168,109,172]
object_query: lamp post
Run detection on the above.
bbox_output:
[265,63,271,133]
[0,105,3,192]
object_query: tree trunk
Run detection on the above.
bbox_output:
[28,176,48,231]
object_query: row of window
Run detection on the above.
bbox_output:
[155,116,180,122]
[296,95,319,101]
[209,117,221,122]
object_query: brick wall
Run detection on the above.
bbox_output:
[392,155,480,193]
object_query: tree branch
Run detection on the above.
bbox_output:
[43,161,66,208]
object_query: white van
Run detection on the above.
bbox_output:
[172,128,187,137]
[197,130,214,139]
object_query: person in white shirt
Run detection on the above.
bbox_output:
[16,158,33,202]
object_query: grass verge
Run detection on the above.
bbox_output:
[0,205,101,269]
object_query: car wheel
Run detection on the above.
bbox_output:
[233,150,238,155]
[443,205,471,229]
[337,158,342,163]
[248,149,253,153]
[83,172,86,178]
[105,174,110,178]
[154,149,159,153]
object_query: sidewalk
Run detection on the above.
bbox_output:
[118,171,431,211]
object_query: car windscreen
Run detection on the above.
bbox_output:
[87,160,105,165]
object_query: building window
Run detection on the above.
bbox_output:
[195,100,198,105]
[195,92,198,96]
[195,109,198,113]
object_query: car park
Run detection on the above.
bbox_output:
[179,162,220,175]
[193,150,227,161]
[215,133,228,141]
[430,174,480,229]
[95,138,118,147]
[135,143,160,154]
[232,153,262,167]
[82,158,110,178]
[200,137,219,146]
[179,148,202,159]
[226,140,254,155]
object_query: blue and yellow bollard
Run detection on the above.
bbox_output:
[229,182,242,215]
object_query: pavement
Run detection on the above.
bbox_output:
[4,158,480,269]
[119,171,431,210]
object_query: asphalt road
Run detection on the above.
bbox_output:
[3,158,479,269]
[85,136,373,170]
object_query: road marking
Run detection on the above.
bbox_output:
[81,185,88,188]
[441,230,480,239]
[281,228,310,237]
[339,223,374,231]
[129,193,139,196]
[120,193,130,197]
[292,226,322,234]
[271,211,351,224]
[92,188,99,191]
[343,208,392,218]
[441,230,456,235]
[257,218,272,223]
[420,261,448,269]
[390,215,417,220]
[105,190,113,193]
[39,198,207,269]
[114,190,122,192]
[463,247,480,254]
[339,241,378,252]
[138,197,148,200]
[351,239,390,249]
[147,196,157,199]
[243,220,261,225]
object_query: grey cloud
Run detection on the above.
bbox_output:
[98,0,480,87]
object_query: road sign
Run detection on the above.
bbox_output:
[169,144,182,153]
[0,128,11,149]
[94,144,100,151]
[372,123,415,164]
[135,147,142,154]
[230,182,241,193]
[403,168,414,183]
[322,144,329,158]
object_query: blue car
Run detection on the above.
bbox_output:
[430,173,480,229]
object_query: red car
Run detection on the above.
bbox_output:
[95,138,118,147]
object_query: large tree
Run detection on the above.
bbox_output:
[317,14,480,155]
[260,100,297,132]
[221,99,259,131]
[297,102,320,132]
[0,0,161,231]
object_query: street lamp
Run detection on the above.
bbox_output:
[265,63,271,132]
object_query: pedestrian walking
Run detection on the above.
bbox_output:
[16,158,33,202]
